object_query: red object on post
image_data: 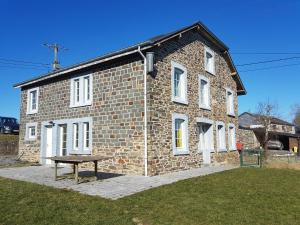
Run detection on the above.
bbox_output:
[236,142,244,151]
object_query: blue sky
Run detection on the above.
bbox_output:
[0,0,299,121]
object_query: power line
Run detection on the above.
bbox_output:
[236,56,300,67]
[0,65,50,70]
[0,57,50,66]
[239,62,300,73]
[0,61,50,69]
[44,43,68,70]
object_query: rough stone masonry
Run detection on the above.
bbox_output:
[18,25,244,176]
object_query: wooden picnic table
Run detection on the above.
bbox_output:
[47,155,111,184]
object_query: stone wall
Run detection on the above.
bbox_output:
[147,30,240,175]
[19,56,146,175]
[19,29,242,176]
[237,128,261,149]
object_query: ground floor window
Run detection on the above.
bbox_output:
[59,124,67,156]
[172,113,189,155]
[25,122,37,141]
[198,120,214,152]
[228,123,236,150]
[216,122,226,152]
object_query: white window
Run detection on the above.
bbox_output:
[27,87,39,114]
[73,123,79,151]
[59,124,67,156]
[25,122,37,140]
[216,122,226,152]
[70,74,93,107]
[204,47,215,75]
[228,123,236,150]
[83,122,90,150]
[226,88,235,116]
[199,75,210,110]
[171,61,188,104]
[197,119,214,153]
[172,113,189,155]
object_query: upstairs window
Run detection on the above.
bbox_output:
[199,75,210,110]
[70,74,93,107]
[226,88,235,116]
[216,122,226,152]
[228,123,236,150]
[204,47,215,75]
[171,61,188,104]
[172,113,189,155]
[27,87,39,114]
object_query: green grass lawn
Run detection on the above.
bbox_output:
[1,168,299,225]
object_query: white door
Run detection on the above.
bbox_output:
[45,126,53,164]
[199,123,211,165]
[203,148,211,165]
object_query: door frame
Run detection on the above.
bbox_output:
[40,122,57,165]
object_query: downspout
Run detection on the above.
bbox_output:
[137,46,148,177]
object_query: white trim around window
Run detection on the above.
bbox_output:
[25,122,38,141]
[216,121,226,152]
[204,46,215,75]
[196,117,214,153]
[228,123,237,151]
[226,88,235,116]
[198,75,211,110]
[26,87,39,114]
[172,113,189,155]
[70,73,93,108]
[171,61,188,105]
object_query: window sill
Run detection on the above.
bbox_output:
[227,113,236,117]
[26,111,38,115]
[69,151,91,155]
[205,69,215,76]
[70,103,92,108]
[217,149,227,152]
[199,105,211,111]
[172,98,188,105]
[173,150,189,156]
[25,138,37,141]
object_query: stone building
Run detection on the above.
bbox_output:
[238,112,299,150]
[14,22,246,176]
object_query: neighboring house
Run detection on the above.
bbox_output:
[238,112,299,150]
[14,22,246,176]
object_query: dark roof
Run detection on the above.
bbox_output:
[239,112,294,127]
[14,21,246,94]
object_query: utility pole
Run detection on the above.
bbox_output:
[44,43,68,71]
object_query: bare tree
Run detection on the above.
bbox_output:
[291,104,300,126]
[256,100,279,158]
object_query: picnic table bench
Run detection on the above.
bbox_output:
[47,156,111,184]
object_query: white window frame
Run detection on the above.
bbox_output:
[25,122,37,141]
[228,123,237,150]
[172,113,189,155]
[72,123,79,151]
[216,121,226,152]
[198,75,211,110]
[171,61,188,105]
[83,122,90,151]
[70,73,93,107]
[197,118,214,153]
[226,88,235,116]
[204,46,215,75]
[26,87,39,114]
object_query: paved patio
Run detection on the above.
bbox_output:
[0,164,236,199]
